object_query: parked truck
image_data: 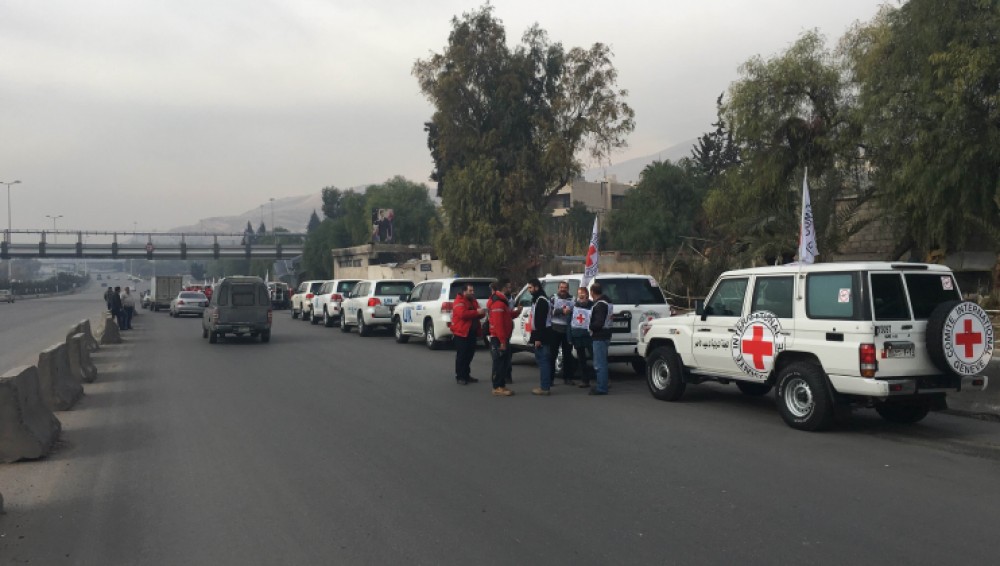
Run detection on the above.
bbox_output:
[149,275,183,312]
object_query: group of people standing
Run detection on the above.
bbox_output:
[104,286,136,331]
[451,279,613,397]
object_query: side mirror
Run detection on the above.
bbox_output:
[694,299,705,316]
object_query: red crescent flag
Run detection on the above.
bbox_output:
[581,216,599,289]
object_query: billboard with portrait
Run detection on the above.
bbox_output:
[371,208,395,243]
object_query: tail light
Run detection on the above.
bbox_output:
[441,301,453,313]
[367,298,381,307]
[177,300,185,305]
[306,293,314,299]
[331,293,342,301]
[267,309,273,324]
[860,343,878,378]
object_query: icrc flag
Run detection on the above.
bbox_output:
[580,216,600,289]
[797,168,819,264]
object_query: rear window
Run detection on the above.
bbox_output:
[180,292,206,299]
[337,280,360,293]
[453,280,494,300]
[905,273,961,319]
[308,282,324,293]
[231,284,258,307]
[600,278,666,305]
[375,281,413,296]
[871,273,910,320]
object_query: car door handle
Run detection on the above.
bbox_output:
[902,324,913,330]
[697,328,711,333]
[726,328,735,333]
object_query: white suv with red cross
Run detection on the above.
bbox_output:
[637,262,992,431]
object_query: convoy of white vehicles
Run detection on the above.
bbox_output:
[151,261,992,432]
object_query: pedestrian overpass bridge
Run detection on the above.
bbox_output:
[2,229,304,260]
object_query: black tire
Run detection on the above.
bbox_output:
[302,307,311,322]
[202,327,208,339]
[260,330,271,343]
[310,310,319,325]
[631,359,646,375]
[394,318,409,343]
[646,345,686,401]
[875,403,930,424]
[358,314,371,337]
[208,331,218,344]
[736,381,773,396]
[291,307,298,319]
[323,309,334,327]
[775,362,834,431]
[340,312,351,333]
[425,320,441,350]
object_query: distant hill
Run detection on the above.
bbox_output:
[169,192,323,235]
[584,138,698,184]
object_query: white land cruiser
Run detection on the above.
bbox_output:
[511,273,674,374]
[638,262,993,431]
[392,277,494,349]
[291,280,326,320]
[310,279,361,326]
[340,279,414,337]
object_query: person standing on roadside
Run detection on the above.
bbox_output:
[528,278,554,396]
[548,280,577,386]
[569,286,595,389]
[452,283,486,385]
[589,282,613,395]
[104,286,115,310]
[110,286,125,330]
[487,279,519,396]
[121,287,136,330]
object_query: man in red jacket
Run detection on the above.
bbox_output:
[452,283,486,385]
[487,279,520,396]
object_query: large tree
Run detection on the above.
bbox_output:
[413,5,634,278]
[608,160,707,253]
[705,31,872,264]
[846,0,1000,253]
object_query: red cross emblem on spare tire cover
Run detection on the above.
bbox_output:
[927,300,994,376]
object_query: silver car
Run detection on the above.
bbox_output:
[170,291,208,318]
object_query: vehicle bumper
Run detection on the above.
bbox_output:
[828,374,988,397]
[175,307,206,315]
[211,323,270,334]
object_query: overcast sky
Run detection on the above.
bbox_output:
[0,0,890,232]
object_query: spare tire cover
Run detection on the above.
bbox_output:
[926,300,994,376]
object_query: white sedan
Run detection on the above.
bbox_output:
[169,291,209,318]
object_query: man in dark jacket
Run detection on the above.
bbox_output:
[589,282,613,395]
[528,278,554,395]
[452,284,485,385]
[109,286,125,330]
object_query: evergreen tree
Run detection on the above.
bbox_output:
[307,210,321,234]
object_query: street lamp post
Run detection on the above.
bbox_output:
[46,214,63,243]
[269,198,275,235]
[2,180,21,290]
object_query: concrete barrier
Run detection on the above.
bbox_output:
[100,314,122,345]
[69,333,98,384]
[37,342,84,411]
[66,319,100,352]
[0,365,62,463]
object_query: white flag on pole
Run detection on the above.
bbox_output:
[580,216,600,290]
[797,168,818,264]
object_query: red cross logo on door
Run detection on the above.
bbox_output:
[741,325,774,370]
[955,318,983,359]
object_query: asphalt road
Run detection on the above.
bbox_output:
[2,301,1000,565]
[0,275,136,373]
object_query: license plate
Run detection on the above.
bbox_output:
[237,326,250,333]
[612,316,630,331]
[885,341,915,358]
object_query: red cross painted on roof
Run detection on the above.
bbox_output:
[956,318,983,359]
[741,325,773,370]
